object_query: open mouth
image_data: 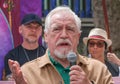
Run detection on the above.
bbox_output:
[58,42,70,46]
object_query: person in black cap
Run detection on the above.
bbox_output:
[4,14,46,80]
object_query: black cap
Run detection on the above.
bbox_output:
[21,14,42,25]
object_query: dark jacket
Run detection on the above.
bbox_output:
[105,60,119,77]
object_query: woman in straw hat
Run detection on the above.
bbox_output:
[83,28,119,77]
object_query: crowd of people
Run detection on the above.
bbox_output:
[1,6,120,84]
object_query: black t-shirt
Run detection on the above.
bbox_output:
[4,45,46,76]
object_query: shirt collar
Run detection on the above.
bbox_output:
[38,49,89,68]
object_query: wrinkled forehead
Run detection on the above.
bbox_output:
[51,11,75,22]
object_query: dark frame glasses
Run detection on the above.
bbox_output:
[88,41,105,48]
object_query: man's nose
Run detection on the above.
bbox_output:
[60,29,68,38]
[30,28,36,31]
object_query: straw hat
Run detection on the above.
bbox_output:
[83,28,112,48]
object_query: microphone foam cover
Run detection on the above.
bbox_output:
[67,51,77,66]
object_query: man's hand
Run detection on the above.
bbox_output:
[69,65,91,84]
[8,59,27,84]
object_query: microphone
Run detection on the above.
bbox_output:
[88,54,92,58]
[67,51,77,66]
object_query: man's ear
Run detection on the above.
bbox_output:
[78,32,81,38]
[44,33,48,43]
[77,33,81,45]
[18,26,22,34]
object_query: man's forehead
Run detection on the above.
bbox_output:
[51,14,75,25]
[25,21,41,25]
[51,11,74,20]
[51,22,76,27]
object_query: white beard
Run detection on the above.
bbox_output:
[54,48,72,59]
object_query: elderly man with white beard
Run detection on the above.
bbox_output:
[8,6,114,84]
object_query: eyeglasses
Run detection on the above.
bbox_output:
[88,41,105,48]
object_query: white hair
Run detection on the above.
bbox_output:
[44,6,82,33]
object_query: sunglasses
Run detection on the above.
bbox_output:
[88,41,105,48]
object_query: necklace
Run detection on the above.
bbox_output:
[23,46,39,62]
